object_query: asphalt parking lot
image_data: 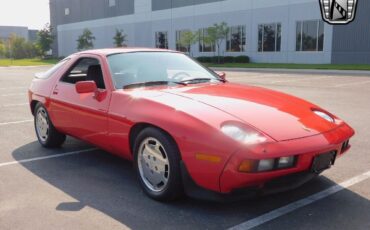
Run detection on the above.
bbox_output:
[0,66,369,230]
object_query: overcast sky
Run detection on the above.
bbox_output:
[0,0,50,30]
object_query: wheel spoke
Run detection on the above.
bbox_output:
[138,137,171,192]
[35,108,50,142]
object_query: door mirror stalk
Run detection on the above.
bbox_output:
[93,90,107,102]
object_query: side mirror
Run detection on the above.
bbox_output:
[75,81,97,94]
[217,72,227,81]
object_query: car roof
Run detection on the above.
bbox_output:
[75,47,179,56]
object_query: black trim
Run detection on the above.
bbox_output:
[180,161,256,202]
[180,161,318,202]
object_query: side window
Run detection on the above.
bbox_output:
[61,58,106,89]
[36,58,70,79]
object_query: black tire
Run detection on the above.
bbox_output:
[34,103,66,148]
[133,127,183,201]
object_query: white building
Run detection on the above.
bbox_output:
[50,0,370,64]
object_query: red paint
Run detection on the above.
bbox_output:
[75,81,97,94]
[28,48,355,194]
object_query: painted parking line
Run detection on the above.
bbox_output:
[0,119,33,126]
[0,86,27,90]
[0,148,97,168]
[0,103,28,107]
[229,170,370,230]
[334,80,370,88]
[0,93,26,97]
[270,76,332,84]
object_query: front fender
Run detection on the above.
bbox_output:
[109,90,240,192]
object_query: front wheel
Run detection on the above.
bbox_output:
[34,103,66,148]
[134,127,183,201]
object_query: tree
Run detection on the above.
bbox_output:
[7,34,39,59]
[113,29,127,47]
[0,40,5,57]
[177,30,199,56]
[77,29,95,51]
[36,23,54,57]
[206,22,229,63]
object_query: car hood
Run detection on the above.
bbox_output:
[162,83,338,141]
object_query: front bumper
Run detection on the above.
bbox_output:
[182,123,354,201]
[181,161,318,202]
[220,124,354,193]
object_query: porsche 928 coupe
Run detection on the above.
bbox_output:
[28,48,354,201]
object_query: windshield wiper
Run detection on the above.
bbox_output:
[180,78,213,84]
[123,81,186,89]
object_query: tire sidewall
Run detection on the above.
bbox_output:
[34,103,50,146]
[34,103,65,148]
[133,127,182,201]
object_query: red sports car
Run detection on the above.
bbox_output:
[29,48,354,201]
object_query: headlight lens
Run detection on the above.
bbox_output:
[258,159,275,171]
[313,110,335,123]
[277,156,295,169]
[221,125,267,144]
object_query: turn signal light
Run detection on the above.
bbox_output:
[238,160,257,172]
[195,153,222,163]
[238,156,296,173]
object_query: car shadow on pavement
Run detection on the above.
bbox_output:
[12,141,370,230]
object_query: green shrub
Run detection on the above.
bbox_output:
[234,55,250,63]
[223,56,234,63]
[196,56,213,63]
[197,55,250,63]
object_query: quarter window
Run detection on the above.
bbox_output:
[296,20,324,52]
[258,23,281,52]
[155,32,168,49]
[226,26,246,52]
[61,58,105,89]
[37,59,70,79]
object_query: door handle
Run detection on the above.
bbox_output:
[52,86,59,95]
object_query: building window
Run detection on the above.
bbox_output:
[155,32,168,49]
[226,26,246,52]
[258,23,281,52]
[64,8,70,16]
[176,30,190,52]
[199,28,215,52]
[296,20,324,52]
[108,0,116,7]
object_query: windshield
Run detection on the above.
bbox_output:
[107,52,220,89]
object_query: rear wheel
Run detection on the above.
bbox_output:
[134,127,183,201]
[34,103,66,148]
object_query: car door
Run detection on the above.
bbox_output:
[49,55,111,149]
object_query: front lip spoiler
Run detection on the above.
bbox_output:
[180,161,317,202]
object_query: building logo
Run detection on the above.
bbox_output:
[319,0,358,24]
